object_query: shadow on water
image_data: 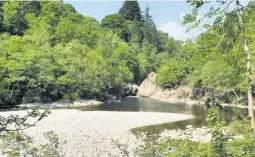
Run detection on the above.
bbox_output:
[81,97,201,114]
[79,97,248,135]
[2,97,247,136]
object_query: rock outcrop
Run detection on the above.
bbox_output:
[137,72,201,105]
[137,72,158,97]
[122,83,139,96]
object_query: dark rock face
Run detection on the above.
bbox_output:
[105,95,121,103]
[121,83,139,96]
[104,83,139,103]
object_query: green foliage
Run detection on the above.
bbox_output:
[206,107,227,157]
[101,13,125,29]
[156,110,255,157]
[1,131,61,157]
[0,1,149,107]
[156,136,255,157]
[192,58,238,91]
[228,119,251,136]
[157,59,186,87]
[226,137,255,157]
[0,109,50,132]
[143,5,154,27]
[3,1,41,35]
[1,0,255,108]
[179,0,255,103]
[156,139,212,157]
[0,2,5,32]
[119,0,142,21]
[0,110,61,157]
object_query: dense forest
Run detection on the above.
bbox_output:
[2,1,255,157]
[0,0,255,109]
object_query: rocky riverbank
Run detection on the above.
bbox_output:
[0,110,194,157]
[137,72,201,105]
[157,124,246,145]
[137,72,251,110]
[158,125,212,143]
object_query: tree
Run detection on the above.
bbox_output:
[0,109,61,157]
[3,1,41,35]
[0,2,5,33]
[157,59,186,87]
[154,30,169,52]
[143,5,154,26]
[119,0,142,21]
[163,37,182,58]
[184,0,255,134]
[101,13,125,29]
[235,0,255,133]
[101,14,126,37]
[142,5,156,45]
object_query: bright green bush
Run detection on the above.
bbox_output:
[156,108,255,157]
[157,59,186,87]
[156,139,213,157]
[228,120,251,136]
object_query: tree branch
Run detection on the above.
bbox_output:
[199,26,221,38]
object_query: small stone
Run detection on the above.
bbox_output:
[168,147,175,152]
[186,125,193,129]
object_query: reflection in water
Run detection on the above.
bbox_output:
[82,97,200,114]
[80,97,247,135]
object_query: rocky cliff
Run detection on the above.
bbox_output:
[137,72,201,105]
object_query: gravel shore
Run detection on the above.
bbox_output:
[17,99,103,108]
[1,110,193,157]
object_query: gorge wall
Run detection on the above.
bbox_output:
[137,72,201,105]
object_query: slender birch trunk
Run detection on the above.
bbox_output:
[236,0,255,134]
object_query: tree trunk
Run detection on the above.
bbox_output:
[236,0,255,134]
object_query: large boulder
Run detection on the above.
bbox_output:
[137,72,158,97]
[137,72,200,105]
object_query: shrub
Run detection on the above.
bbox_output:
[0,109,61,157]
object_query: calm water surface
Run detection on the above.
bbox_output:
[80,97,247,135]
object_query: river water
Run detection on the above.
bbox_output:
[81,96,247,135]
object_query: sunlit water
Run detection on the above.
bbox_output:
[80,97,247,135]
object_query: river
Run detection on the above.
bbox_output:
[79,96,247,135]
